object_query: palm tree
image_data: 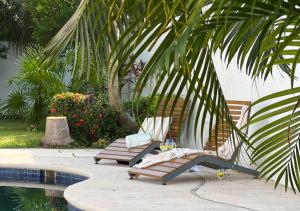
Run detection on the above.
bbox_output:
[43,0,140,131]
[43,0,300,192]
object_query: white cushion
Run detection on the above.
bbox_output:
[125,133,152,148]
[138,117,172,142]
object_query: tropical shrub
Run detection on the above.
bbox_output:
[0,45,65,123]
[0,46,108,124]
[50,92,128,147]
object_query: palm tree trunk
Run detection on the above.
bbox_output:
[108,65,138,132]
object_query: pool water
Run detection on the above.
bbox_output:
[0,186,67,211]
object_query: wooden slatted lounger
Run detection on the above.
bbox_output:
[128,152,258,185]
[128,100,259,184]
[95,139,160,166]
[94,98,189,166]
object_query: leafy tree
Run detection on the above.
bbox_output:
[0,0,33,47]
[0,0,78,59]
[43,0,300,191]
[23,0,78,45]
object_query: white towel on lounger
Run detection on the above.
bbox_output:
[134,148,200,169]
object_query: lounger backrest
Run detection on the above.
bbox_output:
[138,117,172,142]
[156,97,189,140]
[204,100,251,158]
[218,103,250,160]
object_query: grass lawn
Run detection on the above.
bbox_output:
[0,120,43,148]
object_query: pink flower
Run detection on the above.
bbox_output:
[75,122,82,127]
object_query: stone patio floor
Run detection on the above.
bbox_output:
[0,149,299,211]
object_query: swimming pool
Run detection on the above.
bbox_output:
[0,186,67,211]
[0,168,88,211]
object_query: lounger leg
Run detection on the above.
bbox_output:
[94,157,100,164]
[129,173,139,180]
[232,164,259,177]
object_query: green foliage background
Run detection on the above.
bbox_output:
[0,0,79,54]
[23,0,78,45]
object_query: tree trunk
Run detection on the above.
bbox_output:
[108,67,122,111]
[108,65,138,132]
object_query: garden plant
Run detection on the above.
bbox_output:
[50,92,129,147]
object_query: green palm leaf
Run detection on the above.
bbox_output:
[248,88,300,192]
[0,91,30,118]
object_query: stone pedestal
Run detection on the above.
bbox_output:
[42,117,72,147]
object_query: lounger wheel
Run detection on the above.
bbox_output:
[162,182,167,185]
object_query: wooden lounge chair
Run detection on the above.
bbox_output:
[94,98,189,166]
[128,100,259,184]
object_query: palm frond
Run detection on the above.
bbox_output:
[0,91,30,118]
[248,88,300,192]
[42,0,145,82]
[109,0,244,151]
[206,0,300,83]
